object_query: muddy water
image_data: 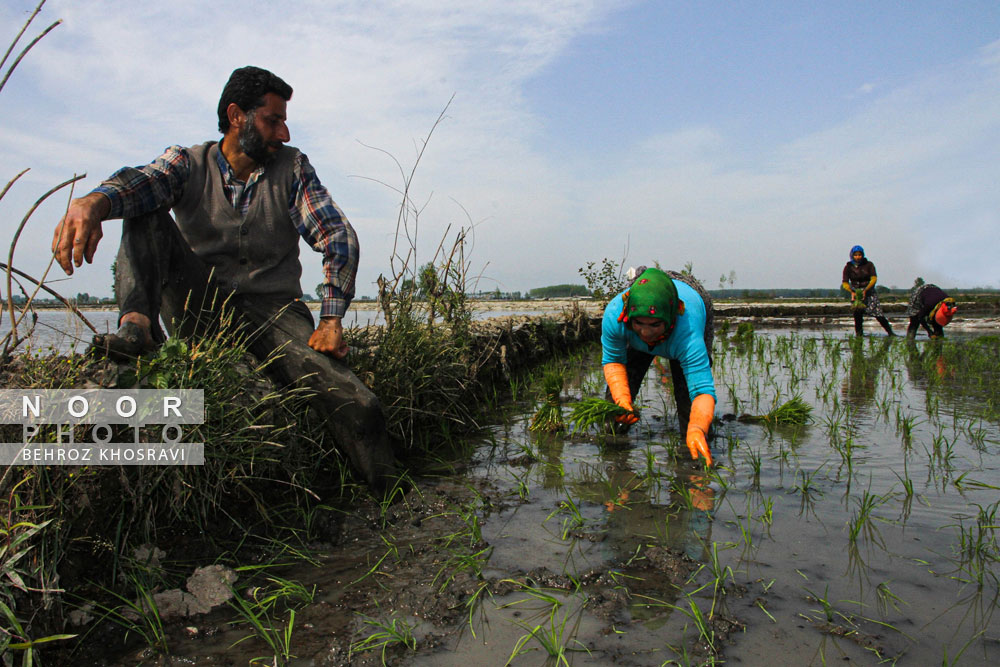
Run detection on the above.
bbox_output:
[95,329,999,665]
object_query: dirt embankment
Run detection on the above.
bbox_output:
[477,298,1000,331]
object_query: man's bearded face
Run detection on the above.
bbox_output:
[239,109,280,165]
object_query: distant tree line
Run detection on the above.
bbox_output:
[528,284,590,298]
[706,285,1000,300]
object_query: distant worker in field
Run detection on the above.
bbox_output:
[601,266,716,466]
[50,65,397,489]
[906,282,957,339]
[841,245,895,336]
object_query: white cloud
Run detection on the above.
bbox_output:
[2,0,998,307]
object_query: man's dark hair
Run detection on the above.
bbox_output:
[217,66,293,133]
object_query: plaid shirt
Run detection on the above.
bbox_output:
[94,144,358,318]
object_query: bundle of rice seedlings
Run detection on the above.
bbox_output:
[530,372,566,432]
[567,397,633,432]
[851,292,866,311]
[739,395,812,425]
[766,395,812,424]
[736,321,755,339]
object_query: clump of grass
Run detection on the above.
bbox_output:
[739,395,812,425]
[567,398,632,432]
[529,371,565,432]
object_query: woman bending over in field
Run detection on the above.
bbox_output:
[906,282,957,339]
[601,266,716,466]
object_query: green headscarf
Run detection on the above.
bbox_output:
[618,267,680,341]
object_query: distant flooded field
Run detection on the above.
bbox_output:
[2,302,600,355]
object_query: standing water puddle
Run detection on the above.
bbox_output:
[100,329,999,665]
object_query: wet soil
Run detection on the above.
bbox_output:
[66,470,741,666]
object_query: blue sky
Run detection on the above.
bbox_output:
[2,0,999,303]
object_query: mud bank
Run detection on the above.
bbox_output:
[466,298,1000,333]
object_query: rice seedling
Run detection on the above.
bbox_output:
[803,584,837,624]
[670,478,697,512]
[705,542,735,611]
[738,395,812,425]
[892,467,915,498]
[758,495,774,527]
[847,486,890,548]
[731,512,756,559]
[723,430,742,458]
[663,593,718,655]
[641,442,662,479]
[965,418,988,450]
[746,448,762,488]
[791,466,823,500]
[950,500,1000,587]
[567,397,632,432]
[510,468,531,500]
[547,494,587,540]
[529,371,566,433]
[349,612,418,663]
[505,601,589,666]
[875,580,906,617]
[434,543,493,593]
[227,576,315,666]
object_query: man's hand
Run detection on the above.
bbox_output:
[52,193,110,275]
[309,316,349,359]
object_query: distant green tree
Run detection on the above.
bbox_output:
[578,258,627,305]
[913,276,925,289]
[417,262,438,298]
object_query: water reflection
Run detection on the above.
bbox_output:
[562,449,716,564]
[840,336,892,410]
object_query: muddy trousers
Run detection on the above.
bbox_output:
[114,209,397,488]
[853,312,894,336]
[605,347,694,435]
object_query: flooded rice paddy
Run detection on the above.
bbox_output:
[411,329,1000,665]
[85,327,1000,665]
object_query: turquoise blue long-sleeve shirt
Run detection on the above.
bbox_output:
[601,279,716,401]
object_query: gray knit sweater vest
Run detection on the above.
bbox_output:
[173,141,303,299]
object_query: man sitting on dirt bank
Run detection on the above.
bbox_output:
[51,65,398,489]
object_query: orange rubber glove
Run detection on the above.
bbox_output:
[685,394,715,466]
[604,362,638,425]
